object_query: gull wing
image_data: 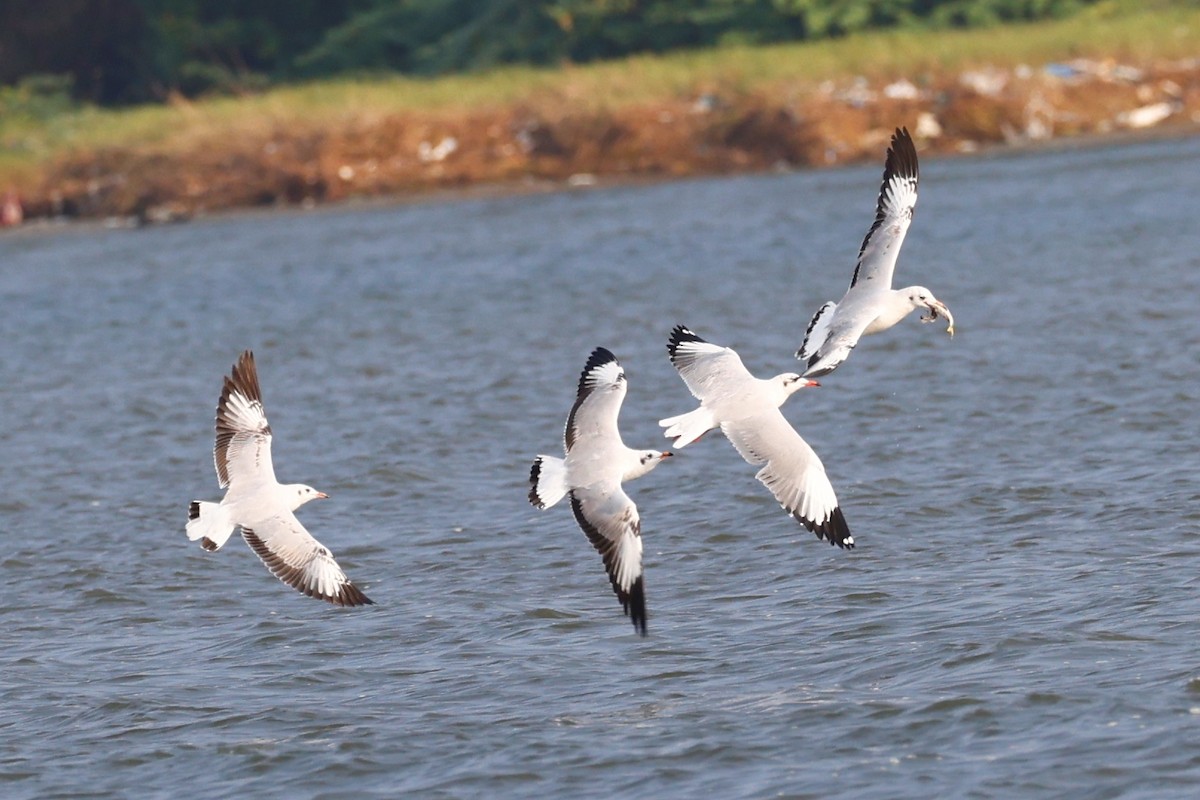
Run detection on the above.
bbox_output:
[848,127,919,290]
[666,325,754,402]
[797,301,837,362]
[214,350,276,490]
[799,316,869,379]
[721,410,853,548]
[564,347,628,452]
[569,486,647,635]
[242,513,373,607]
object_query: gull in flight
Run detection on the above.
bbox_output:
[661,325,852,548]
[186,351,373,607]
[797,127,954,378]
[529,347,672,636]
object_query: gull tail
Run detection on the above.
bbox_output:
[529,456,568,509]
[186,501,236,552]
[659,407,716,449]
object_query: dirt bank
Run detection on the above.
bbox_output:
[7,56,1200,225]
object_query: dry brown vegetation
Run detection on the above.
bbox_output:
[4,12,1199,224]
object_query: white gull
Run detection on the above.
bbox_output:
[529,347,672,636]
[797,127,954,378]
[660,326,852,548]
[186,350,373,607]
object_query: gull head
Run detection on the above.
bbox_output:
[627,450,673,481]
[779,373,820,397]
[286,484,328,511]
[908,286,955,338]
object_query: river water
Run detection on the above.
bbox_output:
[2,134,1199,799]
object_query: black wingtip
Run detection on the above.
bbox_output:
[584,346,618,370]
[335,583,375,607]
[628,576,648,636]
[576,347,620,393]
[200,537,218,552]
[794,506,854,549]
[886,126,918,182]
[223,349,263,407]
[667,324,705,358]
[188,500,201,521]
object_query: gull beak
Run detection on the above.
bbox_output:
[661,451,674,459]
[316,492,329,499]
[806,379,820,388]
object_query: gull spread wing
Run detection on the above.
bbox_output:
[721,410,853,548]
[797,300,837,362]
[799,320,863,378]
[849,127,919,290]
[242,513,373,607]
[569,486,647,635]
[565,347,628,452]
[666,325,754,402]
[214,350,275,489]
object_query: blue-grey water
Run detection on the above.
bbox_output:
[2,134,1199,799]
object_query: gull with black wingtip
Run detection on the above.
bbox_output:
[186,350,373,607]
[661,325,852,548]
[797,127,954,378]
[529,347,672,636]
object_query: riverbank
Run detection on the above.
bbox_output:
[2,6,1198,225]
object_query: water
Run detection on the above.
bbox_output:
[2,134,1199,799]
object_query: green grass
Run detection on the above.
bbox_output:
[2,3,1197,185]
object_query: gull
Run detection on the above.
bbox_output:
[797,127,954,378]
[529,347,672,636]
[186,350,373,607]
[660,325,852,548]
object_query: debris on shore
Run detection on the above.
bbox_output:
[7,56,1199,226]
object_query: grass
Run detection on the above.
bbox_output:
[1,2,1197,187]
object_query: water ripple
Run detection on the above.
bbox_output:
[2,135,1200,799]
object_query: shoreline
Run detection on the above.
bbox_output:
[3,120,1198,237]
[3,52,1199,229]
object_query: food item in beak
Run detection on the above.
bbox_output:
[920,304,955,338]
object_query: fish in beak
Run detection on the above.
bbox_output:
[920,298,955,338]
